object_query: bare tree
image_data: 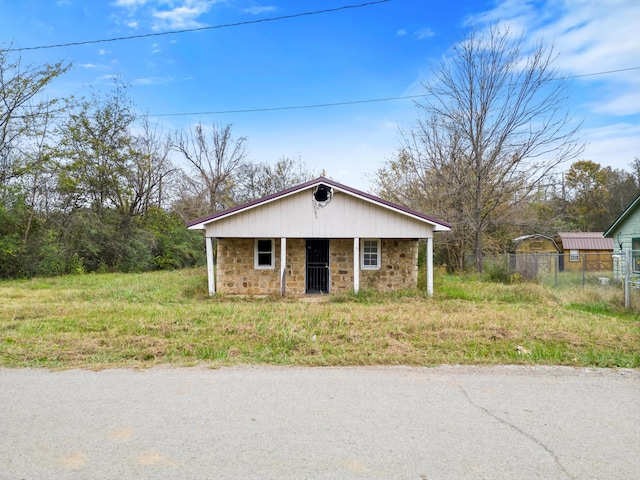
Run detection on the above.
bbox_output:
[236,156,317,202]
[399,25,583,272]
[172,123,248,217]
[130,116,175,215]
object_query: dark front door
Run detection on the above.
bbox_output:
[306,239,329,293]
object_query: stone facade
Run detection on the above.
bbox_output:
[216,238,419,295]
[360,239,419,291]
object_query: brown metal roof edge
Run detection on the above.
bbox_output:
[187,176,452,230]
[557,231,606,238]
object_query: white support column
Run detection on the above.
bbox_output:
[206,236,216,296]
[426,236,434,297]
[280,237,287,296]
[353,237,360,293]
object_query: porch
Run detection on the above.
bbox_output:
[205,237,435,296]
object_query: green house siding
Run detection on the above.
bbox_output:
[607,203,640,253]
[605,192,640,253]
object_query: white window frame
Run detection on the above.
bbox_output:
[361,238,381,270]
[254,238,275,269]
[569,249,579,262]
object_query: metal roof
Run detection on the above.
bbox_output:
[187,176,451,231]
[557,232,613,250]
[511,234,561,252]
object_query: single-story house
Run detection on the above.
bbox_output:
[604,190,640,273]
[555,232,613,272]
[187,177,451,296]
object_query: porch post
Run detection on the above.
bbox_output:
[426,236,434,297]
[353,237,360,293]
[206,236,216,296]
[280,237,287,296]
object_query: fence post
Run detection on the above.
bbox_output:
[554,253,558,288]
[625,249,630,309]
[582,254,586,288]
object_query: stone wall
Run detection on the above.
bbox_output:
[216,238,419,295]
[216,238,281,295]
[360,239,419,291]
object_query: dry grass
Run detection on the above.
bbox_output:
[0,268,638,368]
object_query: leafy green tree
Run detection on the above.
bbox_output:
[564,160,609,230]
[0,47,69,197]
[142,207,205,270]
[0,196,27,278]
[56,82,138,214]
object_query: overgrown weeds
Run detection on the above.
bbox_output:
[0,268,638,369]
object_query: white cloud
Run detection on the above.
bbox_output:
[98,49,108,55]
[132,76,181,86]
[151,0,213,30]
[112,0,221,31]
[396,29,407,36]
[467,0,640,117]
[79,63,97,69]
[114,0,148,7]
[413,27,434,40]
[244,6,277,15]
[581,123,640,168]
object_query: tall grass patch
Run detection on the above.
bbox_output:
[1,268,638,368]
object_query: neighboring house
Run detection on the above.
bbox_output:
[187,177,451,296]
[555,232,613,272]
[604,191,640,273]
[510,234,560,277]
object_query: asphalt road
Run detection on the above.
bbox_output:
[1,365,638,480]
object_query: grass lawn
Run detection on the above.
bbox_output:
[0,267,638,369]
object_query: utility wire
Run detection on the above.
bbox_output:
[6,0,390,52]
[144,65,640,117]
[10,65,640,120]
[147,95,422,117]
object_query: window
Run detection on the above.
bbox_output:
[569,249,579,262]
[633,238,640,273]
[361,239,381,270]
[254,239,275,269]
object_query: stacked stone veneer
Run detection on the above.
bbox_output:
[216,238,419,295]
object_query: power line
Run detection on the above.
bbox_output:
[147,95,423,117]
[557,65,640,80]
[5,0,390,52]
[144,65,640,117]
[10,64,640,120]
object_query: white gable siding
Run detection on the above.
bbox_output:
[205,190,433,238]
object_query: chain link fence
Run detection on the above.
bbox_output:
[484,250,640,309]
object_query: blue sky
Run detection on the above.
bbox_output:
[1,0,639,190]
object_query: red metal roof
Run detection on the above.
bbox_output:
[557,232,613,250]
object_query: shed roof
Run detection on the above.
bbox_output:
[511,234,561,252]
[557,232,612,250]
[187,176,451,232]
